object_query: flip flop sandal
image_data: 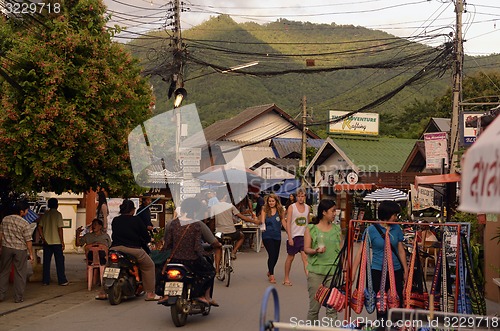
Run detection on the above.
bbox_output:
[282,281,293,286]
[145,294,161,301]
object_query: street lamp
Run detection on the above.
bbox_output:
[173,87,187,108]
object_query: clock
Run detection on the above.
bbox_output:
[346,172,359,184]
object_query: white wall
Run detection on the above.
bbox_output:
[253,162,295,180]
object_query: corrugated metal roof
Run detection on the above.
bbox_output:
[204,104,275,142]
[240,147,276,168]
[203,104,320,142]
[271,138,325,158]
[431,118,451,132]
[334,137,417,172]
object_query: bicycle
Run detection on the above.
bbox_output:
[215,234,233,287]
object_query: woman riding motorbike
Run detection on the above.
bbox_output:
[160,198,220,306]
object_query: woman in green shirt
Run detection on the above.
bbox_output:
[304,199,342,322]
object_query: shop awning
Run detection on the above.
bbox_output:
[334,184,375,192]
[414,173,461,189]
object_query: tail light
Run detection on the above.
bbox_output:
[110,252,119,263]
[167,269,183,280]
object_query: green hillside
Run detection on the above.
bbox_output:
[126,15,500,137]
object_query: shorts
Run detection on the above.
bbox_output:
[217,231,242,243]
[286,236,304,255]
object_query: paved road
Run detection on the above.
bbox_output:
[1,234,498,331]
[0,234,327,331]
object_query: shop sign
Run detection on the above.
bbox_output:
[424,132,448,169]
[329,111,379,135]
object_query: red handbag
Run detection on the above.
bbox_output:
[327,287,346,311]
[314,283,331,307]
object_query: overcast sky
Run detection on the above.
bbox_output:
[104,0,500,56]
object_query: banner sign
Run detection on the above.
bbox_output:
[329,111,379,135]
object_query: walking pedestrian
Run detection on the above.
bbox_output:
[38,198,69,286]
[303,199,342,322]
[283,187,310,286]
[259,194,285,284]
[0,200,35,303]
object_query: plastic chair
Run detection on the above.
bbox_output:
[85,243,108,291]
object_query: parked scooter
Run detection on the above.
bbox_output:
[103,249,143,305]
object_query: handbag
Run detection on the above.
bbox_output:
[326,239,348,311]
[364,233,376,314]
[315,282,332,307]
[351,234,367,314]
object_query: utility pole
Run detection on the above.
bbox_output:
[300,96,307,185]
[449,0,464,173]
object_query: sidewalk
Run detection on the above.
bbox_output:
[0,252,95,318]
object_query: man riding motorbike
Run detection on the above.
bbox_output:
[160,198,221,306]
[110,199,160,301]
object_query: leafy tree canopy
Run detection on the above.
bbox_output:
[0,0,154,195]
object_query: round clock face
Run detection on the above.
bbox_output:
[346,172,358,184]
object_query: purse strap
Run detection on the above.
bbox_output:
[385,229,398,299]
[430,243,442,296]
[441,231,452,312]
[457,234,468,313]
[374,224,403,267]
[325,238,347,288]
[404,236,418,307]
[355,234,368,292]
[379,231,389,294]
[365,233,374,293]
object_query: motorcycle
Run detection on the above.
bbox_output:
[159,248,215,327]
[102,249,144,305]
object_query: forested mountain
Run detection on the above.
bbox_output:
[126,15,500,138]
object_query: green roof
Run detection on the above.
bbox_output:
[333,136,417,172]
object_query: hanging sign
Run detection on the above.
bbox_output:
[424,132,448,169]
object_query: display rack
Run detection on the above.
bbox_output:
[345,219,471,320]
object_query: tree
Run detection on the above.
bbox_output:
[0,0,154,195]
[391,72,500,138]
